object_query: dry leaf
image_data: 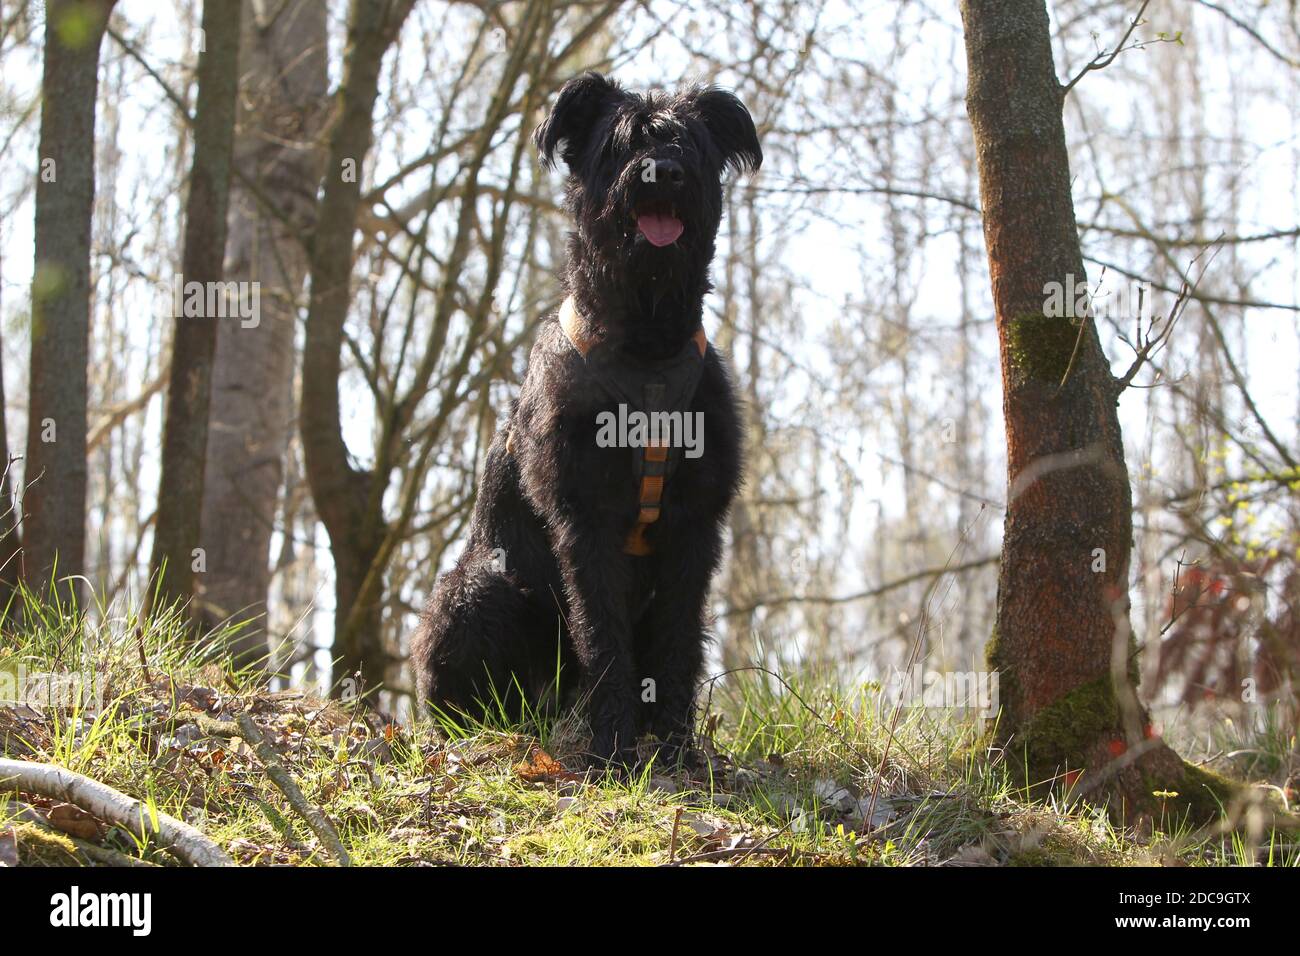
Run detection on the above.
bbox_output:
[47,803,100,840]
[514,748,575,784]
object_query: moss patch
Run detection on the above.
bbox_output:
[996,675,1254,829]
[1013,675,1119,782]
[1006,312,1080,384]
[1141,762,1243,829]
[11,823,81,866]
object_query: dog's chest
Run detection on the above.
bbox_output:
[512,319,737,551]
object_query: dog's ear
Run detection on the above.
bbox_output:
[534,71,620,169]
[692,87,763,175]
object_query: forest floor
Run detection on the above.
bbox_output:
[1,601,1296,867]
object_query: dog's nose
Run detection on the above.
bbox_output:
[656,158,685,187]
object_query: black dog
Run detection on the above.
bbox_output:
[411,72,761,766]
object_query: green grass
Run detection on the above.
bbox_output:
[0,591,1295,867]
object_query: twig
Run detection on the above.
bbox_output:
[668,807,683,861]
[722,554,998,619]
[1113,207,1298,470]
[1062,0,1153,98]
[1113,244,1214,393]
[1190,0,1300,69]
[1054,266,1113,396]
[196,713,351,866]
[730,818,796,866]
[0,759,232,866]
[665,845,793,866]
[1055,293,1092,394]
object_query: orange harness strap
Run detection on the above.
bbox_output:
[623,438,669,556]
[558,297,706,556]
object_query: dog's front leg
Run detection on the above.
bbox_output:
[552,525,639,766]
[636,542,719,764]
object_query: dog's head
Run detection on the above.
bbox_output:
[535,72,761,316]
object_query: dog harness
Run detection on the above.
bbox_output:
[511,297,708,556]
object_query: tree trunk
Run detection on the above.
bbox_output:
[197,0,327,668]
[148,0,242,616]
[960,0,1230,823]
[23,0,118,601]
[0,253,19,608]
[300,0,415,697]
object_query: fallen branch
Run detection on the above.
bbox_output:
[3,800,158,867]
[0,759,232,866]
[63,832,160,867]
[196,713,351,866]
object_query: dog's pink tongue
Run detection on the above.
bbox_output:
[637,212,684,247]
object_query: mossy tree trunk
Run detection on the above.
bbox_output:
[960,0,1225,823]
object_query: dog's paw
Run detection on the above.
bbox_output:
[585,732,640,775]
[585,750,639,780]
[640,734,701,774]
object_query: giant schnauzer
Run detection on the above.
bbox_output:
[412,72,762,767]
